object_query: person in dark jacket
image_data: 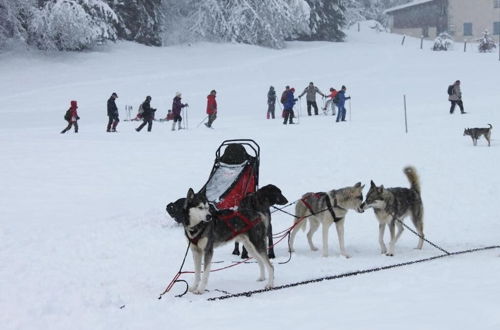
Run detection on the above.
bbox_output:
[267,86,276,119]
[448,80,465,114]
[298,82,325,116]
[136,96,156,132]
[205,90,217,128]
[171,92,188,131]
[283,88,297,125]
[335,85,351,122]
[61,100,79,134]
[106,92,119,132]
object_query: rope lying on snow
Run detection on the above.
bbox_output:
[206,245,500,301]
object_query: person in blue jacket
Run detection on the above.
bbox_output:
[283,88,297,125]
[335,85,351,122]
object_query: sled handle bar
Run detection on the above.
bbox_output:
[215,139,260,159]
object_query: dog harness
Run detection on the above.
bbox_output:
[217,210,262,241]
[184,210,262,245]
[300,192,344,223]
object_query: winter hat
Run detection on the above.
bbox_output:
[146,95,152,100]
[329,88,334,91]
[112,92,118,98]
[175,92,182,97]
[341,85,346,90]
[70,100,78,108]
[290,88,295,92]
[309,82,314,85]
[210,90,216,94]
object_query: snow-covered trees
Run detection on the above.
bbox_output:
[1,0,361,51]
[28,0,117,50]
[0,0,35,47]
[107,0,162,46]
[478,30,497,53]
[299,0,346,41]
[163,0,310,49]
[432,32,453,51]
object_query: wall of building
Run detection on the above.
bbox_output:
[387,0,447,39]
[391,27,438,39]
[448,0,500,41]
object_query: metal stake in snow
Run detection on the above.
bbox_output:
[401,35,406,46]
[420,35,424,49]
[403,95,408,134]
[464,39,467,52]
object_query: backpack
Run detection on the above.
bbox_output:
[280,91,287,104]
[333,92,340,104]
[447,85,454,96]
[64,109,71,121]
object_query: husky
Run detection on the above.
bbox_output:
[361,166,424,256]
[232,184,289,259]
[289,182,365,258]
[464,124,492,146]
[181,185,287,294]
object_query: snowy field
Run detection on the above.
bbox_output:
[1,22,500,329]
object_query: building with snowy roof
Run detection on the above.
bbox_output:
[385,0,500,41]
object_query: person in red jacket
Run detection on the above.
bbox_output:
[323,88,338,116]
[205,90,217,128]
[61,100,80,134]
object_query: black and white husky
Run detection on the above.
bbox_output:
[289,182,365,258]
[361,166,424,256]
[181,185,287,294]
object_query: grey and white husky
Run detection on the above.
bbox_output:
[361,166,424,256]
[181,185,287,294]
[289,183,365,258]
[464,124,492,146]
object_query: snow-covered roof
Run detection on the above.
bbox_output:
[384,0,435,14]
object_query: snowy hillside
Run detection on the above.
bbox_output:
[1,22,499,330]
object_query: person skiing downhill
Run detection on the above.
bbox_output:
[61,100,79,134]
[205,90,217,128]
[106,92,119,132]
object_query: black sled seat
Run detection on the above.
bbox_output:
[167,139,260,223]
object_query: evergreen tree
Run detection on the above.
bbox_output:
[163,0,310,49]
[0,0,35,47]
[299,0,346,41]
[106,0,163,46]
[28,0,117,50]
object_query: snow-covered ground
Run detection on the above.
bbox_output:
[1,22,499,330]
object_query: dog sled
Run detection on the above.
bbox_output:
[166,139,260,228]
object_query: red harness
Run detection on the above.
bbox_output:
[185,210,261,245]
[217,210,262,241]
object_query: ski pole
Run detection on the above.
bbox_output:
[197,115,209,128]
[186,107,189,130]
[297,98,301,124]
